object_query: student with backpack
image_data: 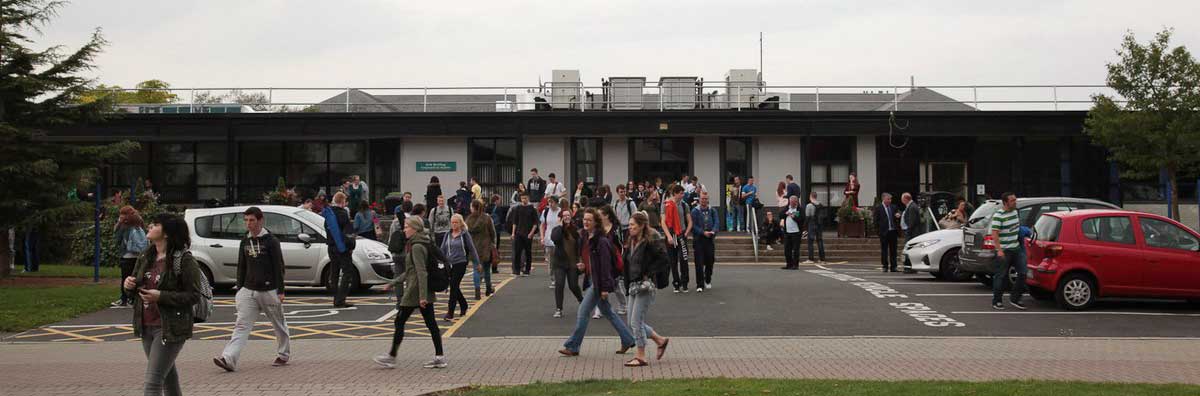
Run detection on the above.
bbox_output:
[428,195,454,248]
[214,207,291,372]
[113,205,148,307]
[558,208,636,357]
[597,205,627,316]
[374,216,447,369]
[621,211,672,367]
[804,192,827,264]
[539,198,564,289]
[612,184,638,243]
[440,214,481,321]
[549,210,583,318]
[123,213,205,395]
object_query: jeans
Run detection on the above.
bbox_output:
[693,236,714,286]
[626,280,657,348]
[733,204,746,231]
[390,304,443,356]
[327,249,354,305]
[119,257,137,304]
[610,277,627,313]
[562,285,636,353]
[141,326,185,396]
[447,261,468,315]
[992,247,1027,305]
[221,288,290,369]
[473,259,492,292]
[553,265,583,310]
[512,234,533,275]
[784,232,803,268]
[807,224,826,261]
[669,235,690,289]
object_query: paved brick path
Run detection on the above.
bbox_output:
[3,336,1199,395]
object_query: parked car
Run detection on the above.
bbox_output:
[902,227,971,281]
[184,205,395,293]
[958,197,1119,285]
[1026,209,1200,310]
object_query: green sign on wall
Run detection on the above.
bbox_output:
[416,161,456,172]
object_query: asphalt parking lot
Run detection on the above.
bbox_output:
[10,262,1200,343]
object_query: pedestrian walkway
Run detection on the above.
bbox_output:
[2,336,1198,395]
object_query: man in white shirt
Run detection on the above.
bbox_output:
[544,173,567,202]
[779,196,803,270]
[539,198,562,289]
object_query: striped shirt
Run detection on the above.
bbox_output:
[990,208,1020,250]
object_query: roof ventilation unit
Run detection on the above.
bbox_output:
[606,77,646,110]
[725,69,762,109]
[658,77,701,110]
[550,69,581,110]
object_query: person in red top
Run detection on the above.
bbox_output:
[661,185,691,293]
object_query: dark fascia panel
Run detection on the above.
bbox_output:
[40,110,1088,141]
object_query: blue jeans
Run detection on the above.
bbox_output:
[992,247,1027,305]
[626,281,657,348]
[562,285,636,353]
[733,205,746,231]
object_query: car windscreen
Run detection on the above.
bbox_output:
[294,209,326,228]
[1033,215,1061,242]
[967,202,1001,227]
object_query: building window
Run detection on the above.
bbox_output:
[239,141,366,203]
[239,142,284,202]
[108,144,149,195]
[469,138,521,202]
[572,138,601,193]
[919,162,968,199]
[808,137,854,208]
[140,142,229,204]
[631,138,691,185]
[370,139,400,201]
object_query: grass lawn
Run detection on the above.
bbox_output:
[0,281,119,333]
[15,264,121,279]
[438,378,1200,396]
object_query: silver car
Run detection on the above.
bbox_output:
[185,205,395,292]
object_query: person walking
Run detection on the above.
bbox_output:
[428,195,453,248]
[213,207,291,372]
[640,190,663,235]
[613,185,638,244]
[539,198,564,289]
[873,193,901,272]
[804,192,827,264]
[622,211,672,367]
[549,210,583,318]
[348,175,368,217]
[507,192,539,276]
[323,192,356,307]
[441,214,481,321]
[373,216,447,369]
[661,185,690,293]
[989,192,1027,311]
[123,213,203,396]
[690,192,718,292]
[729,176,745,232]
[354,200,378,240]
[387,206,409,304]
[424,176,442,210]
[779,196,804,270]
[597,205,627,315]
[545,173,568,203]
[558,208,636,357]
[488,194,505,274]
[527,168,547,209]
[113,206,148,307]
[470,177,482,203]
[466,199,496,298]
[452,181,473,215]
[741,177,759,228]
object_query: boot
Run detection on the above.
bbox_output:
[474,287,482,301]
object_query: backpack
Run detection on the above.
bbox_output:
[173,251,213,323]
[646,239,671,289]
[414,241,451,293]
[126,227,149,254]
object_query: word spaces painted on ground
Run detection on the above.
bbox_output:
[807,270,966,328]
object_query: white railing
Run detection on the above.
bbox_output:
[747,203,760,262]
[89,83,1126,113]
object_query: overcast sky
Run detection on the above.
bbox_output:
[31,0,1200,101]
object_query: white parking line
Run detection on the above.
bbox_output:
[376,309,398,323]
[915,293,993,297]
[889,282,978,285]
[951,311,1200,317]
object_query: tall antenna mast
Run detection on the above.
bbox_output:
[759,32,764,82]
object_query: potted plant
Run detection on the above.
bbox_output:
[837,202,867,238]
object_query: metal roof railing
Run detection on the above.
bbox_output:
[89,83,1126,113]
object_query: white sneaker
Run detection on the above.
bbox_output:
[592,307,601,319]
[673,288,680,294]
[765,245,774,251]
[697,287,704,293]
[802,260,815,264]
[372,354,396,369]
[616,309,627,315]
[705,282,712,290]
[553,309,563,318]
[549,282,555,289]
[422,356,448,369]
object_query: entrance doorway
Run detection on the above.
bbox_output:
[631,138,692,185]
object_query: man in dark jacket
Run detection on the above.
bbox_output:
[690,192,718,292]
[784,174,802,200]
[324,193,357,307]
[874,193,901,272]
[507,192,539,276]
[526,168,547,207]
[214,207,291,371]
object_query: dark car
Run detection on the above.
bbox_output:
[957,197,1119,284]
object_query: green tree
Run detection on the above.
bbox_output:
[1086,28,1200,220]
[0,0,140,278]
[77,79,179,106]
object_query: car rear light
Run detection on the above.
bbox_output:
[1044,244,1064,259]
[982,235,996,250]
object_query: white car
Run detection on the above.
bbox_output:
[902,228,971,281]
[184,205,395,292]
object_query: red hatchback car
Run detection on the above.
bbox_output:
[1026,209,1200,310]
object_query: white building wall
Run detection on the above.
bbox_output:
[856,136,878,207]
[753,136,803,208]
[522,137,568,185]
[602,138,629,186]
[399,137,468,199]
[694,136,721,200]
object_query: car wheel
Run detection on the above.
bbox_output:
[1055,273,1096,311]
[1030,287,1053,301]
[939,249,971,282]
[1008,266,1020,287]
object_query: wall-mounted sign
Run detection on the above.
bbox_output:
[416,161,456,172]
[976,184,986,195]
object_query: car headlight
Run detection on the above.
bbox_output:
[366,252,390,260]
[912,239,941,249]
